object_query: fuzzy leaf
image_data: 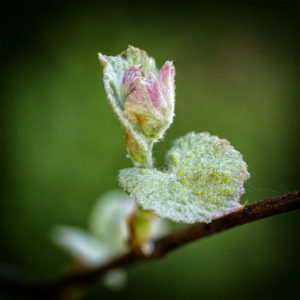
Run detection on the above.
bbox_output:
[119,132,250,223]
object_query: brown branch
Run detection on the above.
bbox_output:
[1,190,299,299]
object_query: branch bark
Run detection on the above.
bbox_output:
[1,190,299,299]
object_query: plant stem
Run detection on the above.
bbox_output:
[144,141,154,169]
[129,140,155,250]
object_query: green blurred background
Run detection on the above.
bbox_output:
[1,1,299,299]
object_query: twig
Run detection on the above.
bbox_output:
[0,190,299,299]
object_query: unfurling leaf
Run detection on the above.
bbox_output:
[88,190,134,254]
[51,225,110,267]
[51,190,168,266]
[51,191,134,268]
[119,132,250,223]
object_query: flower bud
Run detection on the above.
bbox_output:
[98,46,175,166]
[122,61,175,139]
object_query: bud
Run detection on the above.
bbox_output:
[122,61,175,139]
[98,46,175,167]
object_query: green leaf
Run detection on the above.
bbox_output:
[119,132,250,223]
